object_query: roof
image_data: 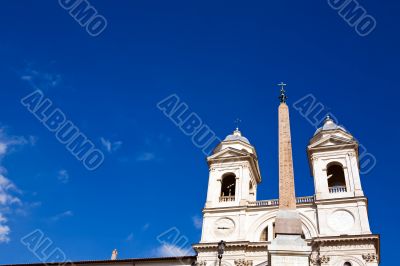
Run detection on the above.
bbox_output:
[223,129,250,144]
[314,116,348,136]
[1,256,197,266]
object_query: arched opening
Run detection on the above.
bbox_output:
[343,262,352,266]
[327,163,347,193]
[220,173,236,202]
[260,226,268,241]
[259,223,305,241]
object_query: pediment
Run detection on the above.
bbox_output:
[208,147,249,160]
[309,135,356,149]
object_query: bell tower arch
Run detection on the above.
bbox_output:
[205,128,261,208]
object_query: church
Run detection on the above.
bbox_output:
[8,87,380,266]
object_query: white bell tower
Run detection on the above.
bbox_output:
[308,116,365,200]
[204,128,261,209]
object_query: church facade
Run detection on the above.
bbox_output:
[193,89,379,266]
[194,119,379,266]
[6,92,380,266]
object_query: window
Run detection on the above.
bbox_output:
[221,174,236,197]
[273,222,276,239]
[343,262,352,266]
[327,163,347,193]
[249,181,255,196]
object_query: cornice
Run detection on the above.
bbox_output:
[312,234,379,243]
[315,196,368,205]
[311,234,380,263]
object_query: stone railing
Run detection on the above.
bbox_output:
[329,186,347,193]
[219,196,235,202]
[248,199,279,207]
[296,196,316,204]
[248,196,315,207]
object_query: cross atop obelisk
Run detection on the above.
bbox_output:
[274,82,303,234]
[278,82,287,103]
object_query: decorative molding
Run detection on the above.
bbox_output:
[320,255,330,264]
[362,253,378,263]
[234,259,253,266]
[194,261,207,266]
[309,253,330,265]
[193,241,268,251]
[309,252,319,265]
[347,152,356,157]
[311,155,319,162]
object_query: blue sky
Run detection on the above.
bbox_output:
[0,0,398,264]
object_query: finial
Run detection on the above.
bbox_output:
[278,82,287,103]
[111,249,118,260]
[234,118,242,131]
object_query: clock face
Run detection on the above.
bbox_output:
[328,210,355,232]
[214,218,235,237]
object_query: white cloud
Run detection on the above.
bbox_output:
[0,127,30,243]
[28,136,38,146]
[0,214,10,243]
[136,152,156,162]
[50,210,74,222]
[0,143,7,156]
[19,63,62,90]
[142,223,150,231]
[192,215,203,230]
[155,244,194,257]
[126,233,134,242]
[57,169,69,184]
[15,201,42,217]
[0,128,33,156]
[100,137,122,153]
[0,173,22,206]
[145,134,172,147]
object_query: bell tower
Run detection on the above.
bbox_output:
[204,128,261,209]
[308,116,364,200]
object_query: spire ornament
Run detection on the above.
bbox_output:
[233,118,243,137]
[234,118,242,131]
[278,82,288,103]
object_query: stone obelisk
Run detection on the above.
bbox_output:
[274,83,302,235]
[268,83,311,266]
